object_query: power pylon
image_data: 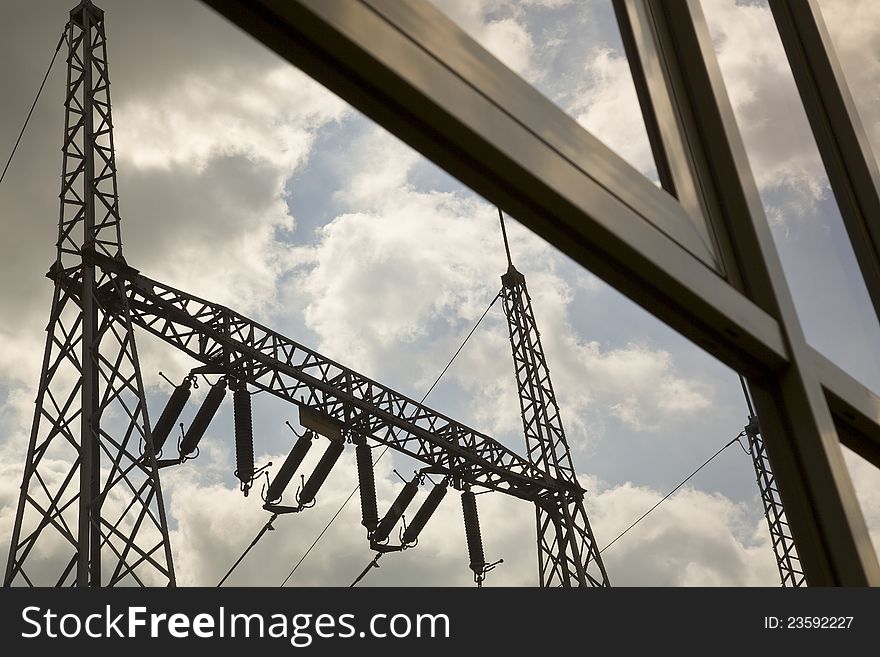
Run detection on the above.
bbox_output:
[744,418,805,587]
[4,0,174,587]
[498,213,610,587]
[736,378,804,587]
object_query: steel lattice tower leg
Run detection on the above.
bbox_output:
[4,0,174,587]
[500,260,610,587]
[744,417,805,587]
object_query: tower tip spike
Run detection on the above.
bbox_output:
[497,208,513,269]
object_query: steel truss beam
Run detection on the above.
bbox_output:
[199,0,880,584]
[84,253,572,502]
[5,0,174,588]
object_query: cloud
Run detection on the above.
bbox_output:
[115,64,348,313]
[819,0,880,154]
[117,67,345,174]
[701,0,832,224]
[428,0,540,81]
[568,48,656,177]
[843,447,880,561]
[288,127,710,450]
[586,476,779,586]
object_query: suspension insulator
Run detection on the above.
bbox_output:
[151,378,191,454]
[461,490,486,576]
[233,385,254,484]
[401,480,448,545]
[179,379,227,456]
[266,431,314,504]
[356,442,379,532]
[372,477,419,543]
[298,439,345,506]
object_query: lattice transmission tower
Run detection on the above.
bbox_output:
[5,1,604,588]
[5,0,797,590]
[4,0,175,587]
[739,380,805,587]
[498,214,609,587]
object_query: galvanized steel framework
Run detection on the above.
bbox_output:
[744,417,805,587]
[6,0,880,587]
[199,0,880,585]
[4,1,174,587]
[501,262,608,587]
[6,0,613,587]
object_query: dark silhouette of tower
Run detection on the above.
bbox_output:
[4,1,174,587]
[498,212,609,586]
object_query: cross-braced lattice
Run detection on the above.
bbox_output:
[501,263,609,587]
[745,417,805,587]
[4,0,174,587]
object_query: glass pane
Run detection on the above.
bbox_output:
[427,0,658,180]
[841,446,880,564]
[701,0,880,394]
[0,0,791,587]
[421,0,724,271]
[816,0,880,162]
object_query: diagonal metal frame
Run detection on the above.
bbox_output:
[199,0,880,584]
[616,0,878,586]
[768,0,880,325]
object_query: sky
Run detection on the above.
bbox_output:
[0,0,878,587]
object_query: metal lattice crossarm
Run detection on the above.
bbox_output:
[83,252,575,501]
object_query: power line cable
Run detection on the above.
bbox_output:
[279,290,501,587]
[349,552,383,587]
[599,432,745,554]
[0,30,65,188]
[216,514,277,587]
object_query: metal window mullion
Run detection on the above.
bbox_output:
[639,0,879,585]
[199,0,789,380]
[768,0,880,324]
[196,0,880,584]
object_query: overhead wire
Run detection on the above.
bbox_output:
[279,290,501,587]
[349,552,383,588]
[216,514,277,587]
[0,30,66,188]
[599,432,746,554]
